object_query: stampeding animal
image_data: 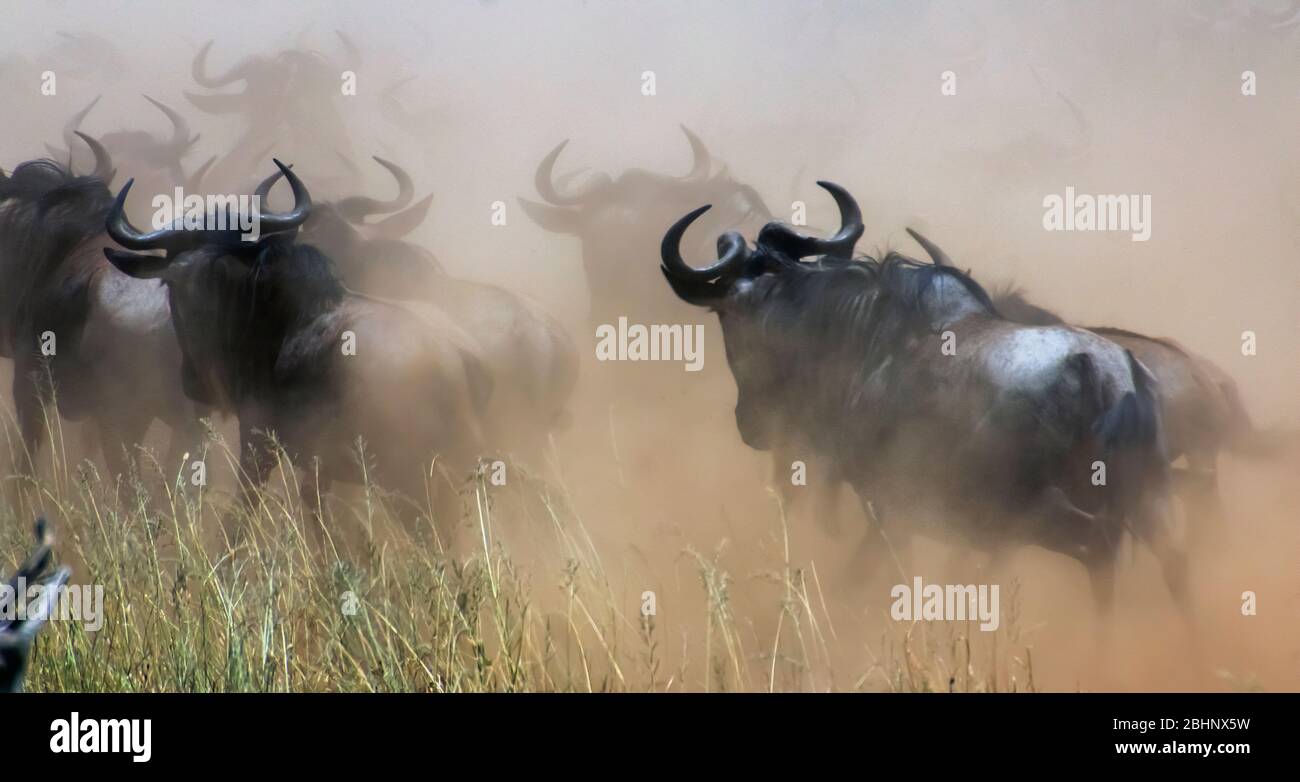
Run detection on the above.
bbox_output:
[0,134,203,478]
[903,232,1300,550]
[659,182,1191,621]
[520,126,774,331]
[257,159,578,464]
[1,517,71,693]
[103,161,491,542]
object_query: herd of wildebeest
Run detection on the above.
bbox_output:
[2,30,1297,691]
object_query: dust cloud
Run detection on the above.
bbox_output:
[1,0,1296,691]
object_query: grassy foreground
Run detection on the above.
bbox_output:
[1,407,1037,693]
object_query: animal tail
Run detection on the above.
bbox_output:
[1220,379,1300,459]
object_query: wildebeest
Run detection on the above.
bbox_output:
[0,135,202,478]
[1,516,70,693]
[907,229,1298,549]
[257,160,578,462]
[185,37,362,195]
[46,95,200,195]
[659,183,1190,619]
[104,162,491,540]
[520,127,774,330]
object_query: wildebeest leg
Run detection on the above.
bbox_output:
[1175,450,1226,555]
[12,363,47,477]
[298,459,333,555]
[843,494,911,589]
[162,410,207,488]
[1134,491,1193,623]
[96,410,151,482]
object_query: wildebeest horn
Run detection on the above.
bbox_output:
[73,131,115,184]
[143,95,199,151]
[1057,92,1091,158]
[254,166,286,201]
[661,205,751,282]
[110,160,309,251]
[905,228,952,267]
[185,156,216,194]
[259,159,312,234]
[757,181,863,259]
[680,125,710,182]
[336,157,416,221]
[51,95,101,158]
[191,40,251,89]
[534,140,611,205]
[107,179,196,253]
[336,29,362,65]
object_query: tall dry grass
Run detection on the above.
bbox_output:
[1,395,1038,693]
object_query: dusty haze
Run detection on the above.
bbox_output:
[1,0,1297,691]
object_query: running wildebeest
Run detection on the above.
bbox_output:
[185,36,362,195]
[103,161,491,540]
[659,182,1191,620]
[0,135,203,478]
[520,126,773,330]
[1,517,70,693]
[906,227,1299,549]
[257,160,578,460]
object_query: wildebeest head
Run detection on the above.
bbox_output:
[47,95,198,187]
[661,183,998,450]
[185,37,360,194]
[520,127,773,324]
[1,517,71,693]
[103,160,320,408]
[255,157,442,297]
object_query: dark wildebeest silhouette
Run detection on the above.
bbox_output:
[1,517,71,693]
[0,135,202,478]
[905,227,1298,550]
[659,182,1190,621]
[104,162,491,542]
[257,160,578,463]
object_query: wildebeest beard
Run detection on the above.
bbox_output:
[0,160,113,360]
[174,236,347,409]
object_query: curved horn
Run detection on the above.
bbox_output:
[258,159,312,235]
[106,179,194,253]
[143,95,198,152]
[660,205,750,282]
[73,131,115,183]
[191,40,250,89]
[534,140,610,205]
[361,194,433,239]
[336,29,362,65]
[61,95,101,154]
[905,228,952,267]
[336,156,416,221]
[679,125,710,182]
[1057,92,1091,158]
[185,155,216,194]
[756,181,863,259]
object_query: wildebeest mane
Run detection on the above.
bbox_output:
[0,159,112,357]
